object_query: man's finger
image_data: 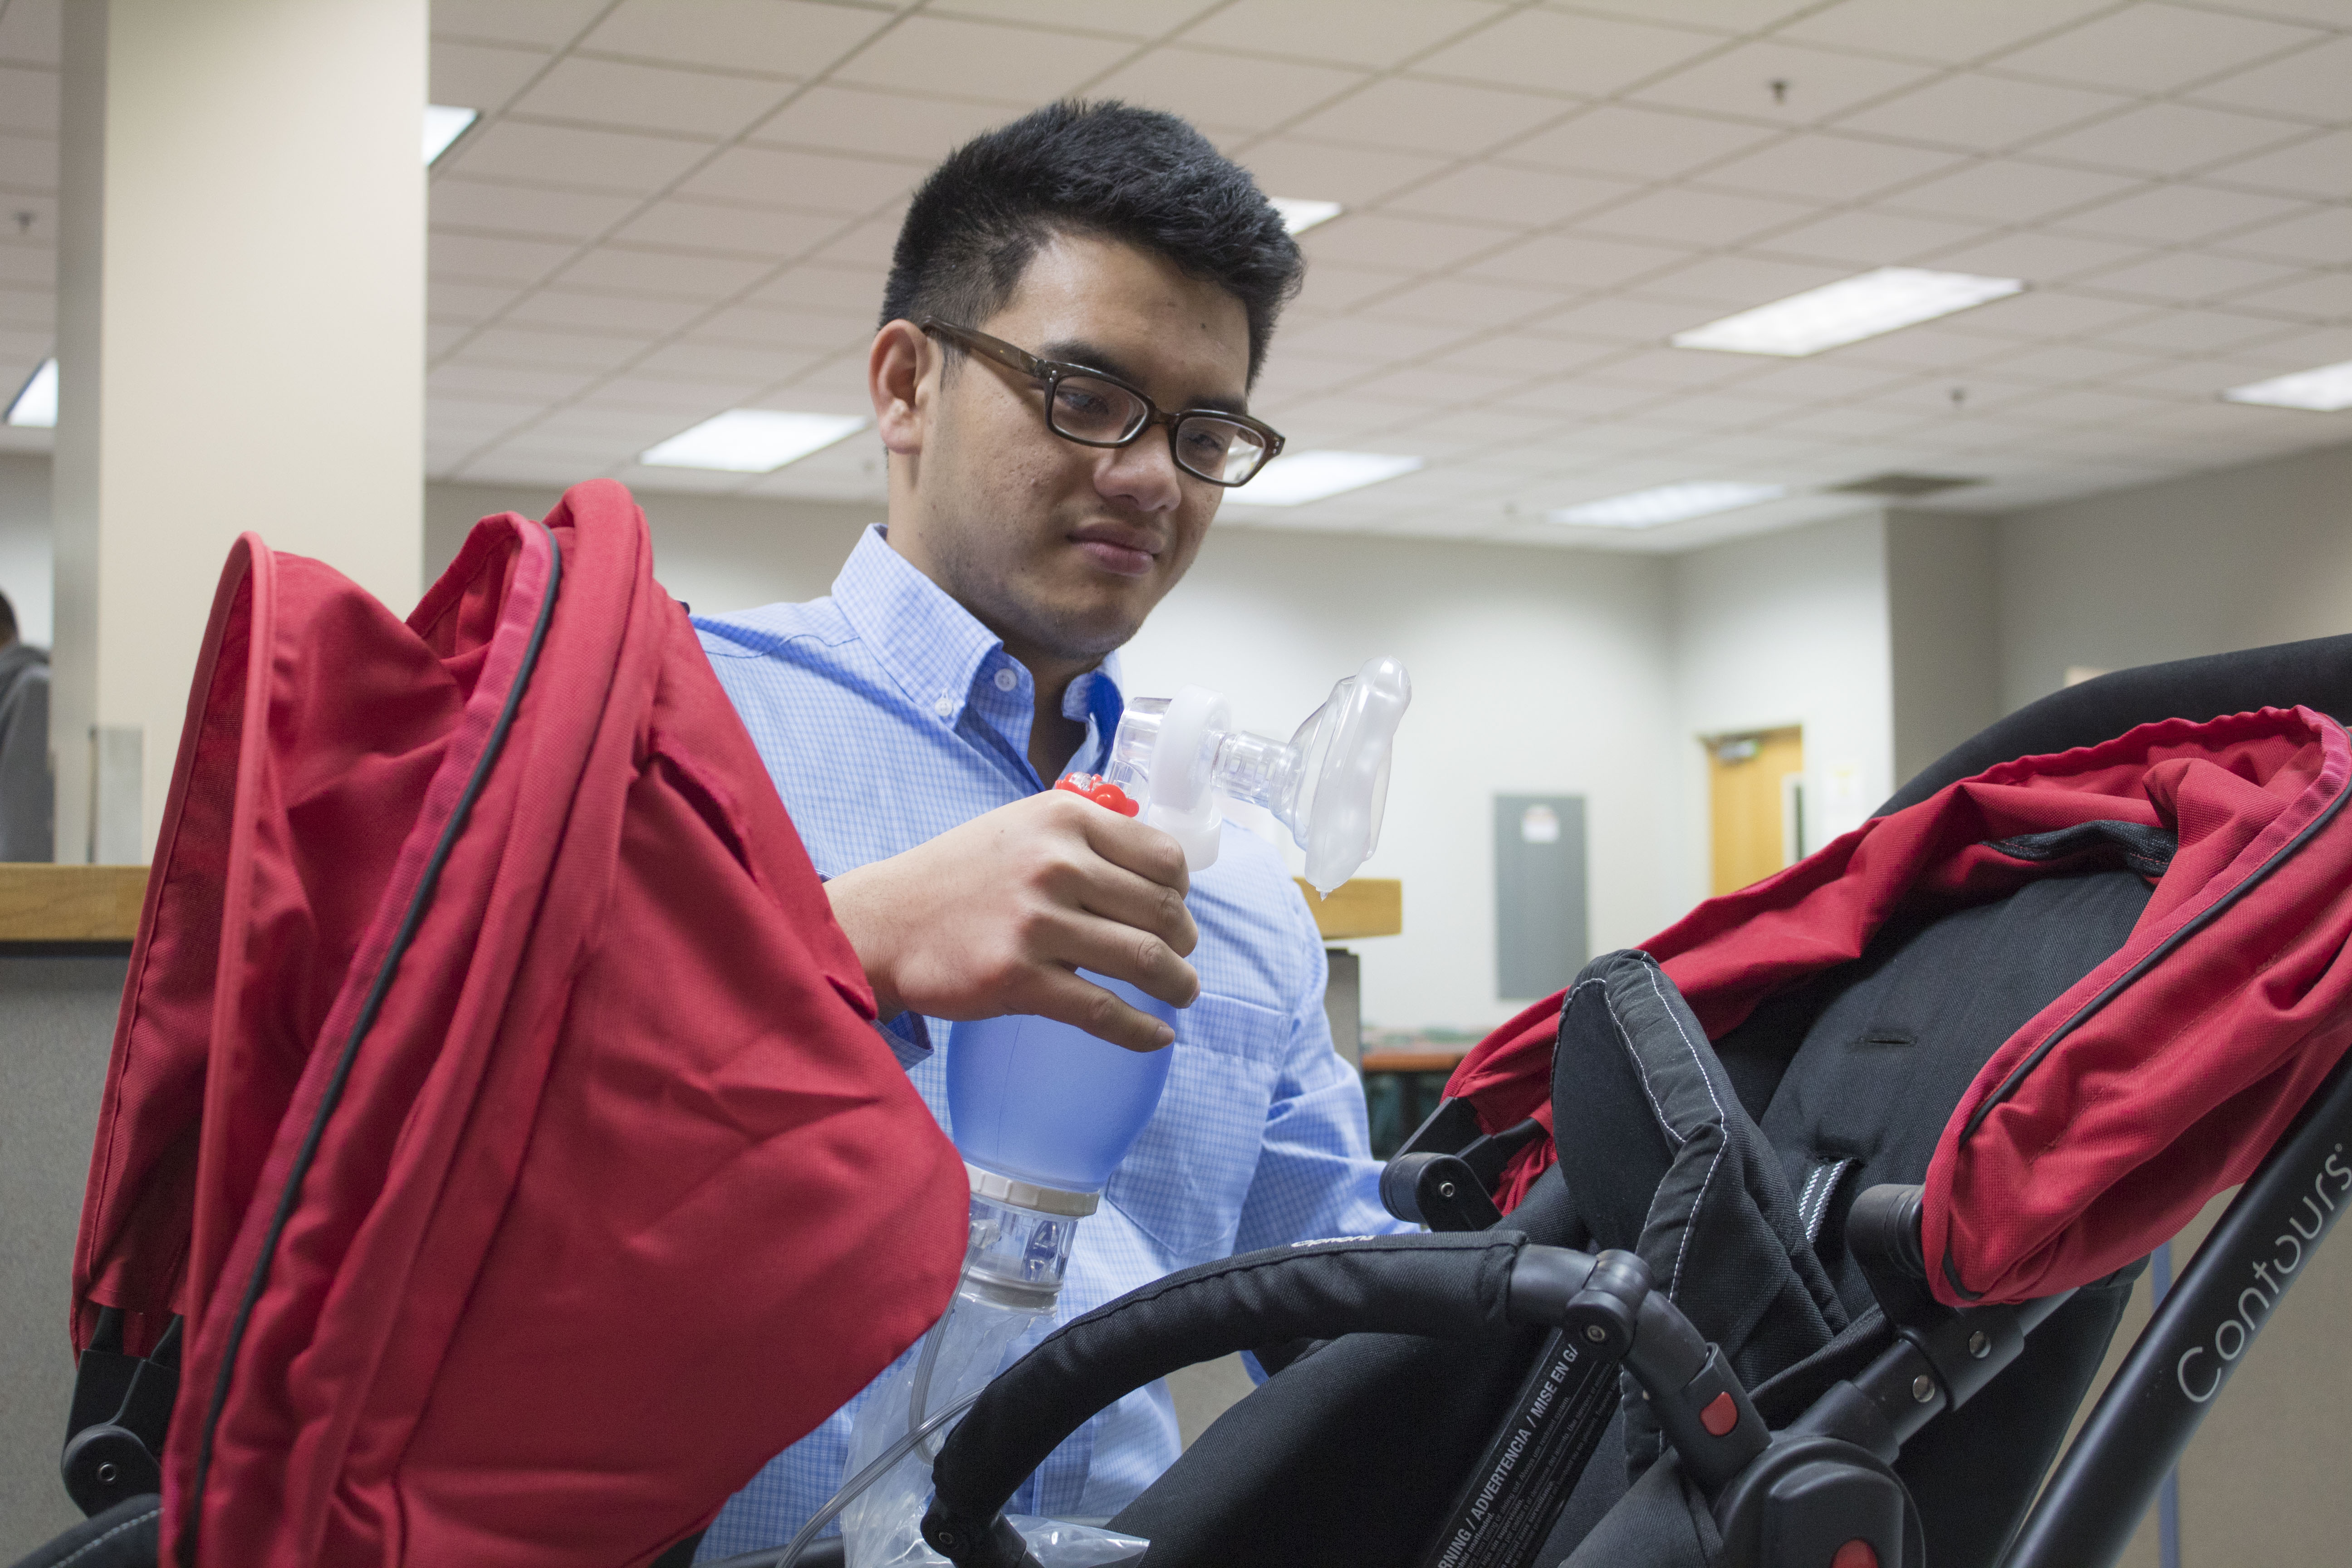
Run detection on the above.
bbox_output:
[1028,969,1178,1052]
[1072,861,1200,959]
[1079,807,1191,897]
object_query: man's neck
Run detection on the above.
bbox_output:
[1008,642,1094,784]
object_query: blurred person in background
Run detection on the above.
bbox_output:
[0,588,51,861]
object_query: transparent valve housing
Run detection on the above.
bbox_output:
[1104,656,1411,894]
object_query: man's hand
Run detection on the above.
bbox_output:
[825,791,1201,1051]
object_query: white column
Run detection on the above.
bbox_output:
[53,0,425,862]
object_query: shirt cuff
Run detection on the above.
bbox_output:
[876,1010,933,1070]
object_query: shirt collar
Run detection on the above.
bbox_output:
[831,524,1130,777]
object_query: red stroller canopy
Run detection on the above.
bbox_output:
[72,483,967,1565]
[1451,705,2352,1306]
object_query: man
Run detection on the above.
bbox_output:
[0,588,51,861]
[691,101,1399,1552]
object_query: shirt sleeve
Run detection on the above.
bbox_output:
[875,1011,934,1070]
[1228,892,1410,1263]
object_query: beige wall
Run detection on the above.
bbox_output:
[1994,439,2352,715]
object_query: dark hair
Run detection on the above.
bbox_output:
[881,100,1303,387]
[0,589,14,645]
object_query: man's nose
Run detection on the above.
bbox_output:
[1095,431,1184,513]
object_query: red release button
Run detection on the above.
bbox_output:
[1698,1390,1739,1438]
[1830,1540,1879,1568]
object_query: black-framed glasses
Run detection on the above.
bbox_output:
[921,318,1284,487]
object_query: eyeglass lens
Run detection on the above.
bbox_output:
[1046,372,1272,485]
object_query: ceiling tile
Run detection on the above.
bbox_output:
[2024,102,2306,176]
[1285,78,1568,157]
[2222,325,2352,367]
[1287,264,1430,317]
[428,279,524,323]
[1087,47,1364,133]
[1356,276,1562,329]
[692,303,876,353]
[2077,250,2299,303]
[1943,289,2171,339]
[1578,186,1818,246]
[1780,0,2114,65]
[1240,138,1450,207]
[1345,364,1528,406]
[1922,230,2144,282]
[809,212,906,268]
[504,286,710,335]
[1424,332,1621,378]
[677,144,917,215]
[1273,315,1471,363]
[1987,4,2317,93]
[444,120,713,193]
[462,324,653,372]
[1414,10,1720,96]
[555,245,775,298]
[576,0,892,76]
[429,231,578,285]
[1298,210,1511,271]
[1498,103,1775,180]
[1833,74,2129,152]
[1632,41,1938,123]
[1463,231,1695,290]
[747,265,890,317]
[2093,309,2290,353]
[1979,341,2167,382]
[1177,0,1502,69]
[1691,134,1965,203]
[831,15,1137,103]
[1884,159,2139,223]
[429,362,601,402]
[1719,357,1914,400]
[750,85,1019,162]
[2117,356,2269,395]
[434,0,611,51]
[633,339,816,384]
[0,132,59,191]
[1566,0,1833,35]
[2206,130,2352,201]
[0,245,53,288]
[1749,208,1985,267]
[931,0,1220,41]
[0,0,60,66]
[1830,324,2012,369]
[1586,346,1760,389]
[510,55,794,139]
[430,179,639,240]
[1637,254,1852,308]
[427,322,472,358]
[2051,183,2306,244]
[1383,163,1638,226]
[2182,31,2352,120]
[1493,378,1666,417]
[2225,272,2352,320]
[610,198,842,257]
[2215,206,2352,265]
[579,374,785,412]
[0,64,55,136]
[431,40,551,111]
[1248,353,1371,404]
[0,282,54,328]
[1539,294,1723,343]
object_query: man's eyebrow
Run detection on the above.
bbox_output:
[1040,338,1250,415]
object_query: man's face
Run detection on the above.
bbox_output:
[879,232,1254,668]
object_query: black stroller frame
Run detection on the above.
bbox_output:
[913,636,2352,1568]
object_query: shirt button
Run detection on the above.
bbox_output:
[993,667,1019,692]
[933,696,954,718]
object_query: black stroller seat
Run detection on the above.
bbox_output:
[915,634,2352,1568]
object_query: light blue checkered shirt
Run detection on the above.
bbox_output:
[690,526,1398,1556]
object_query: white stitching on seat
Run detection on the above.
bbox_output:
[50,1502,161,1568]
[1591,975,1686,1147]
[1644,960,1731,1302]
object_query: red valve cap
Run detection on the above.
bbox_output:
[1699,1390,1739,1438]
[1830,1540,1878,1568]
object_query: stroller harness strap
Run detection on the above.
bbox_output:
[1450,705,2352,1306]
[66,483,970,1567]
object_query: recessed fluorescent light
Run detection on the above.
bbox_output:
[424,104,479,166]
[2221,359,2352,413]
[1550,481,1786,529]
[1670,269,2025,358]
[640,410,869,473]
[1270,197,1343,235]
[1231,450,1421,506]
[5,358,56,428]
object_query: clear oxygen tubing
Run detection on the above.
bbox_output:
[699,1384,990,1568]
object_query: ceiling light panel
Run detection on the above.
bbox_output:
[2221,360,2352,413]
[1550,481,1786,529]
[1229,451,1423,507]
[424,104,480,166]
[640,410,870,472]
[1269,197,1343,235]
[1671,270,2026,358]
[5,358,56,428]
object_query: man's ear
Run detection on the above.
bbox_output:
[871,320,931,456]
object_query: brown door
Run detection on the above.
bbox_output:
[1708,726,1803,896]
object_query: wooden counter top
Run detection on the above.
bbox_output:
[1295,877,1402,941]
[0,865,148,943]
